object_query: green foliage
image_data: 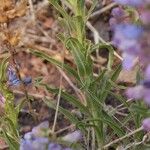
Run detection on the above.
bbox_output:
[0,0,149,149]
[0,58,20,149]
[31,0,128,148]
[31,0,150,149]
[43,84,90,115]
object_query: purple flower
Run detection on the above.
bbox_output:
[62,130,82,143]
[113,0,143,7]
[23,77,32,85]
[32,121,49,137]
[7,67,20,86]
[7,67,32,86]
[114,24,143,40]
[122,53,136,70]
[142,80,150,88]
[126,85,144,100]
[113,0,150,132]
[20,122,50,150]
[109,17,117,29]
[20,137,49,150]
[126,84,150,105]
[112,24,142,70]
[48,143,62,150]
[111,7,125,18]
[142,118,150,132]
[140,10,150,25]
[20,122,73,150]
[145,65,150,80]
[143,0,150,5]
[112,24,143,70]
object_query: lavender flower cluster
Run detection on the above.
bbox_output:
[0,66,31,108]
[2,67,82,149]
[7,66,32,86]
[111,0,150,131]
[20,121,73,150]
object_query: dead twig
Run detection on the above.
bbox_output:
[90,2,117,19]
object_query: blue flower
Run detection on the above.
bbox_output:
[23,77,32,85]
[20,122,73,150]
[142,118,150,132]
[113,0,143,7]
[7,67,20,86]
[7,67,32,86]
[20,133,72,150]
[48,143,62,150]
[20,137,49,150]
[113,24,142,55]
[115,24,143,39]
[111,7,125,18]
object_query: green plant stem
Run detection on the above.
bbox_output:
[86,94,104,148]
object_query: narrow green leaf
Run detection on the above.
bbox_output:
[111,64,122,81]
[90,69,107,88]
[44,99,79,124]
[2,130,18,150]
[101,111,125,137]
[30,49,80,81]
[49,0,69,19]
[4,117,19,137]
[86,0,98,20]
[43,84,90,115]
[108,91,129,108]
[86,89,125,137]
[66,38,87,78]
[99,64,122,102]
[0,57,9,81]
[76,0,85,17]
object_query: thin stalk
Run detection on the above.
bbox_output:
[52,69,63,133]
[102,127,143,149]
[87,94,104,148]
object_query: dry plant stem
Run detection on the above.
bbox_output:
[27,34,53,43]
[27,44,57,55]
[52,72,63,134]
[115,111,128,117]
[124,133,149,150]
[14,90,77,134]
[62,0,122,61]
[0,145,9,149]
[5,42,37,120]
[55,124,75,135]
[0,53,10,59]
[116,98,133,110]
[28,0,36,21]
[86,128,90,150]
[90,2,117,18]
[8,44,29,99]
[28,44,73,63]
[86,21,106,43]
[57,68,86,104]
[102,127,143,149]
[13,90,52,100]
[52,48,65,134]
[113,115,132,132]
[86,21,123,61]
[92,128,96,150]
[37,25,56,44]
